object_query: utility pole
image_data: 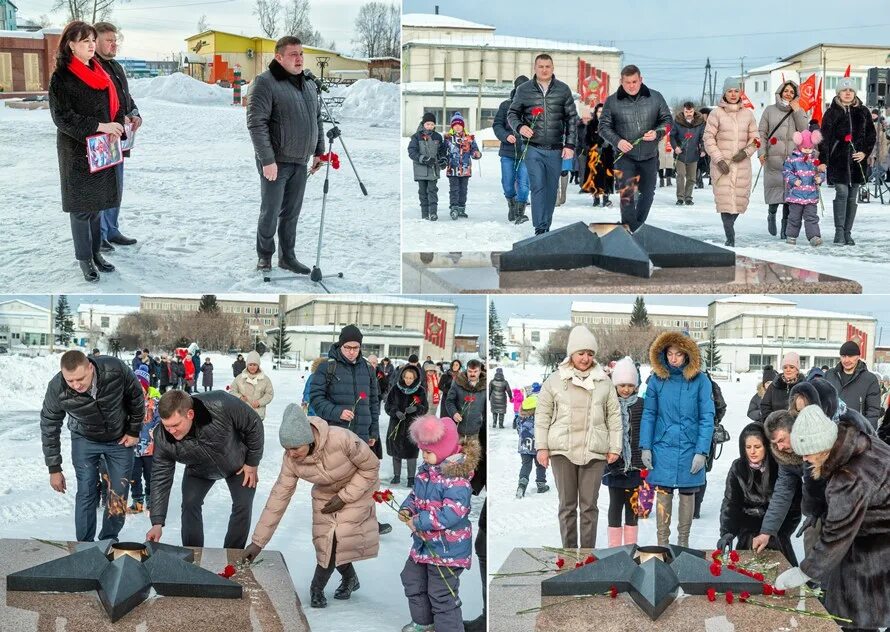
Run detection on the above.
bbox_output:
[522,321,527,370]
[700,58,711,106]
[442,51,449,134]
[740,56,746,91]
[477,46,485,131]
[459,314,465,334]
[49,294,54,353]
[821,46,827,108]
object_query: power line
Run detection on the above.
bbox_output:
[114,0,237,11]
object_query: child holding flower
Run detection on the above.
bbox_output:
[782,130,823,246]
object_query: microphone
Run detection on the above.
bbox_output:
[303,69,328,93]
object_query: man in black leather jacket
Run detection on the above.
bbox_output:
[41,350,144,541]
[598,65,672,232]
[507,54,579,234]
[146,390,264,548]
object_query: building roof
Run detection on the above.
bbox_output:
[506,318,571,330]
[454,333,478,338]
[368,56,401,62]
[746,61,796,75]
[142,294,280,304]
[729,308,875,321]
[401,13,495,30]
[404,35,620,54]
[0,299,49,313]
[782,42,890,62]
[571,301,709,318]
[712,295,795,306]
[77,303,138,316]
[300,295,457,308]
[0,28,57,39]
[270,325,425,339]
[402,81,515,98]
[708,338,847,351]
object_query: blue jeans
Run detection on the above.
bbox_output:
[500,155,529,203]
[99,163,125,241]
[72,435,135,541]
[525,146,562,231]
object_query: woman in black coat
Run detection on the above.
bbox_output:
[582,103,616,207]
[817,80,876,245]
[438,359,462,415]
[384,364,428,486]
[48,21,126,282]
[718,422,801,565]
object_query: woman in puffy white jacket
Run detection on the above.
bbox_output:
[229,350,275,420]
[535,325,622,549]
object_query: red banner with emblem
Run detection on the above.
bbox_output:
[578,59,610,108]
[847,324,868,361]
[799,74,817,112]
[425,311,447,348]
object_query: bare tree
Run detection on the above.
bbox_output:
[37,14,55,28]
[282,0,313,40]
[352,1,399,58]
[197,14,209,32]
[254,0,281,39]
[52,0,117,23]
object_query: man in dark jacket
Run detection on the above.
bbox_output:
[760,352,802,420]
[443,358,486,436]
[232,353,246,377]
[406,112,446,221]
[824,341,881,427]
[507,55,578,234]
[41,350,143,542]
[669,102,706,205]
[146,390,264,548]
[308,324,389,534]
[598,65,672,232]
[246,36,324,274]
[94,22,140,252]
[493,75,530,224]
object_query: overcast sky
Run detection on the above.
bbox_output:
[26,0,375,59]
[404,0,890,101]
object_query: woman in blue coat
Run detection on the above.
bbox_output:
[640,331,715,547]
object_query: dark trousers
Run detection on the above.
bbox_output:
[401,558,464,631]
[130,455,153,503]
[71,436,134,541]
[417,180,439,216]
[256,160,308,259]
[526,146,563,231]
[519,453,547,484]
[615,156,658,231]
[476,503,487,617]
[312,534,354,588]
[180,469,256,549]
[392,456,417,480]
[492,412,505,427]
[607,486,639,527]
[694,482,707,517]
[448,176,469,207]
[69,211,101,261]
[786,203,820,239]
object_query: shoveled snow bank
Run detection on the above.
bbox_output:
[0,353,61,410]
[129,72,233,106]
[333,78,399,123]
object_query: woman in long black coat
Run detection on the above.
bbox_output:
[384,364,428,486]
[48,21,126,282]
[438,359,462,415]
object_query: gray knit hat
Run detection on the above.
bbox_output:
[722,76,742,93]
[279,403,314,449]
[790,404,838,455]
[836,77,856,94]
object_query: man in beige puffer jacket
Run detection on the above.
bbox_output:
[535,325,622,548]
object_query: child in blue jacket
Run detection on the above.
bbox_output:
[783,130,823,246]
[444,112,481,220]
[516,395,549,498]
[398,415,480,632]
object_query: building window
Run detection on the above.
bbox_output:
[319,341,335,356]
[749,354,777,370]
[480,107,500,129]
[101,317,110,328]
[531,331,541,342]
[814,356,836,369]
[827,75,862,91]
[363,343,383,357]
[389,345,420,358]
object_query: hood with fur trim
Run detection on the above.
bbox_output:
[648,331,702,381]
[455,370,486,392]
[439,436,481,479]
[673,110,706,128]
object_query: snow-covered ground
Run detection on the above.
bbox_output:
[486,363,806,576]
[0,351,483,630]
[0,75,400,293]
[401,133,890,292]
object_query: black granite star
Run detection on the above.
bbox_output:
[8,540,242,622]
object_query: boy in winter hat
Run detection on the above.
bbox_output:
[407,112,447,221]
[515,395,550,498]
[129,364,161,513]
[443,111,482,220]
[399,415,480,632]
[782,130,824,246]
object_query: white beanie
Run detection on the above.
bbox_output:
[791,404,838,455]
[566,325,598,356]
[611,356,638,387]
[246,350,262,366]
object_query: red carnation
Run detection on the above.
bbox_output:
[844,133,853,142]
[555,557,565,569]
[610,586,618,599]
[711,550,722,562]
[383,489,394,502]
[575,561,583,568]
[639,468,648,479]
[372,491,382,502]
[753,572,764,582]
[359,392,367,400]
[531,106,544,117]
[740,591,751,602]
[814,159,821,166]
[762,584,773,596]
[706,587,717,602]
[725,590,734,604]
[685,132,693,139]
[729,550,740,563]
[709,562,722,577]
[769,137,778,145]
[727,564,736,571]
[773,588,786,596]
[218,564,236,578]
[665,124,672,133]
[584,555,596,565]
[753,138,762,148]
[413,395,422,404]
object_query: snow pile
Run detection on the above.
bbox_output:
[0,353,61,410]
[337,78,399,122]
[129,73,233,106]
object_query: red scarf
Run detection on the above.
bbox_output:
[426,372,440,405]
[67,57,119,121]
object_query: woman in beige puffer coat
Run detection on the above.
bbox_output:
[535,325,622,549]
[247,404,380,609]
[228,350,274,420]
[703,76,759,247]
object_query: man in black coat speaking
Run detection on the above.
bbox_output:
[146,389,264,549]
[41,350,144,542]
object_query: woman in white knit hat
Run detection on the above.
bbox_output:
[534,325,622,549]
[775,404,890,631]
[228,350,275,420]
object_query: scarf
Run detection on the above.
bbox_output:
[397,379,421,396]
[67,57,119,121]
[426,372,440,404]
[747,459,766,472]
[618,394,638,472]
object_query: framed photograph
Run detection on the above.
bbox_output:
[86,132,123,173]
[120,122,136,152]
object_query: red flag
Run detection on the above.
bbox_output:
[577,58,609,108]
[813,77,824,125]
[798,74,817,111]
[844,65,851,78]
[424,311,446,348]
[739,91,754,110]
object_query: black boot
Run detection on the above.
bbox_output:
[93,253,115,272]
[592,196,601,207]
[844,200,857,245]
[457,206,468,218]
[516,477,528,499]
[310,565,334,608]
[334,565,359,600]
[507,198,516,222]
[833,201,846,244]
[421,205,429,220]
[602,196,613,207]
[79,259,99,282]
[429,206,438,222]
[721,213,735,247]
[99,239,115,252]
[780,205,789,240]
[279,257,311,274]
[767,210,777,236]
[676,199,684,206]
[449,205,459,220]
[536,481,551,494]
[659,175,665,187]
[513,202,529,224]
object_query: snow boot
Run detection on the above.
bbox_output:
[79,260,99,283]
[516,477,528,499]
[676,199,684,206]
[514,202,529,224]
[429,206,438,221]
[623,525,639,546]
[656,490,673,547]
[677,493,695,548]
[592,196,601,207]
[832,201,846,244]
[810,236,823,247]
[780,205,789,239]
[557,173,569,206]
[536,482,550,494]
[608,527,623,547]
[93,253,115,273]
[507,198,516,222]
[401,624,434,632]
[449,205,459,220]
[334,565,359,600]
[406,476,414,488]
[421,205,429,220]
[767,210,777,236]
[457,206,468,218]
[844,206,857,245]
[786,237,796,245]
[256,257,272,271]
[390,475,400,484]
[602,196,613,207]
[310,565,333,608]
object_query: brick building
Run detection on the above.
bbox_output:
[0,28,60,95]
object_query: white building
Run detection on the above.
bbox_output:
[0,298,51,348]
[504,317,571,358]
[401,12,622,135]
[744,61,799,121]
[571,301,710,341]
[75,303,138,348]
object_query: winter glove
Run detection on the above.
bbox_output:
[321,495,346,514]
[437,157,447,169]
[716,533,735,552]
[794,514,819,538]
[405,404,418,415]
[774,567,811,590]
[395,411,406,421]
[242,543,262,562]
[641,449,653,470]
[690,453,707,475]
[716,160,731,174]
[731,149,748,163]
[419,155,432,165]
